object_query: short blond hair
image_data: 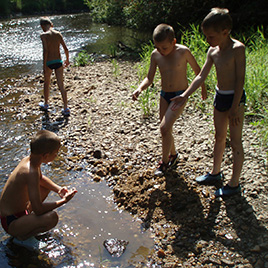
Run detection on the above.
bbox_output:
[40,17,53,26]
[30,130,60,155]
[153,24,175,43]
[202,8,232,32]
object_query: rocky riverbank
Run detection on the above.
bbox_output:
[1,60,267,267]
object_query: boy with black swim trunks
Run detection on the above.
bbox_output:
[171,8,246,197]
[0,130,77,250]
[132,24,206,176]
[39,17,70,116]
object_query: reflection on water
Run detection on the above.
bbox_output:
[0,13,150,79]
[0,14,153,267]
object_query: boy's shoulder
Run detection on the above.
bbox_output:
[232,38,245,50]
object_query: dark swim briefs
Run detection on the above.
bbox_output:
[46,59,63,70]
[160,90,185,104]
[213,89,246,112]
[0,210,29,233]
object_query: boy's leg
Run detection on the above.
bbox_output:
[211,108,229,175]
[8,211,58,240]
[55,67,68,110]
[228,105,245,187]
[43,67,53,106]
[160,97,186,164]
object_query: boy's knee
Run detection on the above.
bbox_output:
[160,124,171,136]
[214,133,226,143]
[46,211,59,228]
[230,139,243,153]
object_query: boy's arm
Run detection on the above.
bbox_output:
[28,171,76,215]
[132,52,157,101]
[60,34,70,67]
[41,34,48,71]
[171,49,213,110]
[185,48,207,100]
[229,45,246,126]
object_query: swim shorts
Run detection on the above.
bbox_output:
[0,210,29,233]
[46,59,63,70]
[160,90,185,104]
[213,89,246,112]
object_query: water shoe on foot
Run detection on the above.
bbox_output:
[215,184,241,198]
[62,108,70,116]
[13,236,47,251]
[154,161,168,177]
[196,172,222,184]
[39,102,49,111]
[169,153,178,169]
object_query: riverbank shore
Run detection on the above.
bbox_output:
[1,60,267,267]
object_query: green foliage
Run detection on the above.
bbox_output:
[73,50,94,66]
[138,85,158,117]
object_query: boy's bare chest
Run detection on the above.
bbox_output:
[157,55,186,73]
[212,50,234,70]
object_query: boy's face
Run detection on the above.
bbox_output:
[43,147,60,164]
[154,38,176,56]
[202,27,227,47]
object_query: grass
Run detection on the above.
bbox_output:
[73,50,94,66]
[133,25,268,148]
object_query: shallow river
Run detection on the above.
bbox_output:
[0,13,153,267]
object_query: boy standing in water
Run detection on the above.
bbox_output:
[172,8,246,197]
[132,24,206,176]
[0,130,77,250]
[39,17,70,116]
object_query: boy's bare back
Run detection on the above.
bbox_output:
[0,156,38,217]
[41,28,64,62]
[151,44,201,92]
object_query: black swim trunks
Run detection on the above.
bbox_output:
[160,90,185,104]
[46,59,63,70]
[213,89,246,112]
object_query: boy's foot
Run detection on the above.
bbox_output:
[154,161,168,176]
[196,172,222,184]
[13,236,47,251]
[62,108,70,116]
[169,153,178,169]
[215,184,241,198]
[39,102,49,111]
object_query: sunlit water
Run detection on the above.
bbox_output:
[0,13,150,79]
[0,13,153,267]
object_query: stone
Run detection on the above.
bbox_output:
[103,238,129,257]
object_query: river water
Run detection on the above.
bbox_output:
[0,13,153,267]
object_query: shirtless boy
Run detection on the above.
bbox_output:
[132,24,206,176]
[39,17,70,116]
[172,8,246,197]
[0,130,77,250]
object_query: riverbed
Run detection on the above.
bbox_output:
[0,13,154,268]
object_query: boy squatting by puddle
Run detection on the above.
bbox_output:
[0,130,77,250]
[132,23,206,177]
[171,8,246,198]
[39,17,71,116]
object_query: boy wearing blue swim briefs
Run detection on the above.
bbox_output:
[132,24,206,176]
[172,8,246,197]
[39,17,70,116]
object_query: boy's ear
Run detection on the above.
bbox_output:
[172,38,177,46]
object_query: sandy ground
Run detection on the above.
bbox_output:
[2,60,268,267]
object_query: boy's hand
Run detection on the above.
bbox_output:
[229,107,240,126]
[171,96,187,111]
[64,60,70,68]
[201,84,207,100]
[132,88,141,101]
[63,188,77,203]
[58,187,68,198]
